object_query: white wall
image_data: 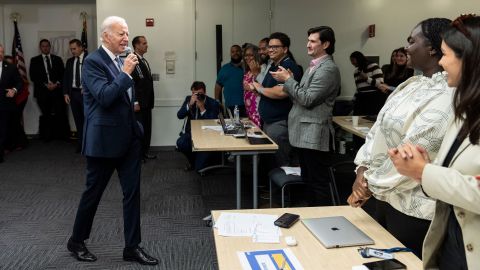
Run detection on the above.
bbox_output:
[97,0,195,147]
[1,3,96,135]
[272,0,480,99]
[3,0,479,147]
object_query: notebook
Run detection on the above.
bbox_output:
[301,216,374,248]
[218,113,246,136]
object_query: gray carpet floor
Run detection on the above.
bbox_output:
[0,140,254,270]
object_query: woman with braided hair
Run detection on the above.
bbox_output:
[347,17,454,258]
[390,14,480,269]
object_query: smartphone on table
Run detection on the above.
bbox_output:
[363,258,407,270]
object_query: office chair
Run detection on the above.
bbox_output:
[328,160,357,205]
[269,167,339,208]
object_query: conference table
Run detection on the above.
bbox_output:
[332,116,375,139]
[212,206,422,269]
[190,119,278,209]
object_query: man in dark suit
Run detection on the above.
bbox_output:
[63,39,85,153]
[0,44,23,163]
[176,81,220,171]
[67,16,158,265]
[29,39,69,141]
[131,36,156,160]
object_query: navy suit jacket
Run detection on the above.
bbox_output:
[29,54,64,98]
[81,46,142,158]
[177,95,220,134]
[131,53,154,109]
[0,62,23,111]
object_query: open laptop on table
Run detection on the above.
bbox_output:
[218,112,246,136]
[302,216,374,248]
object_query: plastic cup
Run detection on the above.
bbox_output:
[352,116,359,127]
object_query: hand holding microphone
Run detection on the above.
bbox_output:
[123,47,142,78]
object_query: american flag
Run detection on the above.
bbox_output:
[81,16,88,54]
[12,20,29,104]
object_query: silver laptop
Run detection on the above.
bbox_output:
[302,216,374,248]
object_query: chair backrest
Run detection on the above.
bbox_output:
[328,161,356,205]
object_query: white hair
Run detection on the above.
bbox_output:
[100,16,127,42]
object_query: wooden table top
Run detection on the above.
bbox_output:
[212,206,422,270]
[190,119,278,152]
[333,116,375,139]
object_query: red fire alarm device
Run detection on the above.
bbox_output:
[368,24,375,38]
[146,18,154,27]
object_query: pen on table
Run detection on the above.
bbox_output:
[280,257,286,270]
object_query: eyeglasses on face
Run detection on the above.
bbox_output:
[268,45,284,50]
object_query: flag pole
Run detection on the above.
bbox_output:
[80,11,88,54]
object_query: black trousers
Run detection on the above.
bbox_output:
[69,89,84,147]
[36,90,70,140]
[6,100,28,150]
[298,147,334,206]
[135,108,152,156]
[0,110,13,159]
[176,132,217,171]
[374,199,431,258]
[71,139,142,248]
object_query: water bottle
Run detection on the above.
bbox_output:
[234,105,240,125]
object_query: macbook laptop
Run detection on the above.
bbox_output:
[218,113,246,136]
[302,216,374,248]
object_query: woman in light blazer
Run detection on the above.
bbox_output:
[389,15,480,270]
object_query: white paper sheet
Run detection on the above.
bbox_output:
[280,166,301,176]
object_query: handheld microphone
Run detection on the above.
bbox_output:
[125,46,143,79]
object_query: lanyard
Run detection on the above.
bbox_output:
[358,247,413,259]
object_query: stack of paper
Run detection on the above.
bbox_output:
[214,212,281,243]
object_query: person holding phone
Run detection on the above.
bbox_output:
[389,15,480,269]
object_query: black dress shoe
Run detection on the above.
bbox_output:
[123,246,158,265]
[67,238,97,262]
[143,154,157,159]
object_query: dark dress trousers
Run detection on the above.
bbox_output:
[176,96,220,170]
[131,53,154,156]
[71,47,144,248]
[0,61,23,160]
[29,54,69,140]
[63,55,85,146]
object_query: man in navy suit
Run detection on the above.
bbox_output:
[176,81,220,171]
[131,35,156,161]
[0,44,23,163]
[63,39,85,153]
[67,16,158,265]
[29,39,69,141]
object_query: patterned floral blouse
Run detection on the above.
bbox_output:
[355,72,455,220]
[243,71,261,127]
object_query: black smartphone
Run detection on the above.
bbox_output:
[274,213,300,228]
[363,259,406,270]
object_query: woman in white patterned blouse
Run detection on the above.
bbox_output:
[347,17,454,258]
